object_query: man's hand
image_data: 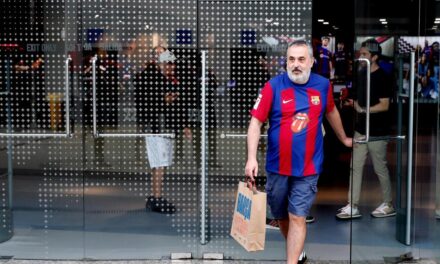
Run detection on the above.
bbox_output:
[353,100,365,113]
[245,158,258,188]
[342,137,353,148]
[343,98,354,107]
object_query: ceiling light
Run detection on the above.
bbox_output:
[318,19,324,22]
[323,22,329,25]
[381,21,388,24]
[379,18,386,22]
[435,21,440,24]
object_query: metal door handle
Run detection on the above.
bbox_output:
[354,58,370,144]
[354,135,406,144]
[405,52,415,245]
[91,55,174,139]
[0,56,72,138]
[220,133,267,138]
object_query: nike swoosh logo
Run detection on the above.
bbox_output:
[283,99,293,104]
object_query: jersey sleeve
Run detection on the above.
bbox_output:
[326,82,335,113]
[250,81,273,123]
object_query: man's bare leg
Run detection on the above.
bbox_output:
[152,167,164,197]
[278,218,289,238]
[278,214,306,264]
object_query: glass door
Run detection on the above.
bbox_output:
[0,0,84,259]
[417,0,440,261]
[80,0,201,259]
[351,0,440,261]
[200,0,313,260]
[0,0,317,260]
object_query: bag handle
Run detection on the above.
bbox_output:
[245,176,258,194]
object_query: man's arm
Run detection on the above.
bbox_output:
[245,117,263,182]
[325,107,352,148]
[369,98,389,113]
[353,98,389,113]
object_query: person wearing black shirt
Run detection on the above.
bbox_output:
[135,49,190,214]
[337,39,395,219]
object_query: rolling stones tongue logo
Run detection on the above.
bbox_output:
[291,113,309,133]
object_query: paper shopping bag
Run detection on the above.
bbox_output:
[230,181,266,251]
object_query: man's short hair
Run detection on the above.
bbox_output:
[321,36,330,41]
[286,39,314,59]
[361,39,382,58]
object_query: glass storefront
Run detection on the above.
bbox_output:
[0,0,438,262]
[350,0,440,262]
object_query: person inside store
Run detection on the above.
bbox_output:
[135,48,191,214]
[336,38,395,220]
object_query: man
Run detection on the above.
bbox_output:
[336,39,395,219]
[245,39,352,264]
[135,49,191,214]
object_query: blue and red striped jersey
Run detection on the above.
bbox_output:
[316,46,332,77]
[251,72,335,177]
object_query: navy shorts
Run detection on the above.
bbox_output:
[266,172,319,219]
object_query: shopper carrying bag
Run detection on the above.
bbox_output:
[230,179,266,251]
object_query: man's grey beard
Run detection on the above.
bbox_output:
[287,69,311,84]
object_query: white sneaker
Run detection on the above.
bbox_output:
[298,251,307,264]
[336,204,361,219]
[435,209,440,220]
[371,202,396,218]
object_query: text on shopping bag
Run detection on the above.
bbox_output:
[237,193,252,220]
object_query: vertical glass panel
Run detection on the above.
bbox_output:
[403,36,440,260]
[351,35,416,263]
[200,0,312,259]
[350,50,413,261]
[436,88,440,263]
[0,0,84,259]
[418,0,440,261]
[352,0,438,261]
[81,0,200,259]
